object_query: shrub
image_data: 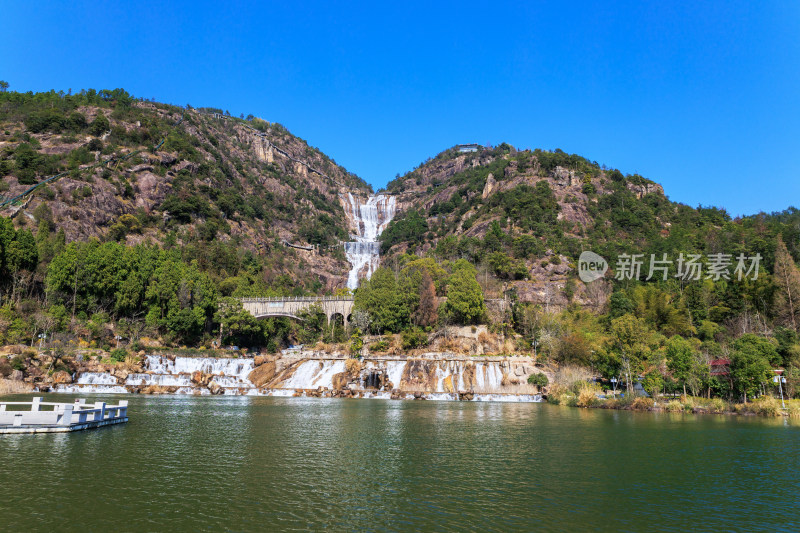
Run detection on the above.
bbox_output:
[576,386,598,407]
[709,398,726,414]
[665,400,684,413]
[109,348,128,363]
[401,328,428,350]
[631,397,655,410]
[345,358,362,375]
[527,373,549,387]
[546,383,571,405]
[369,339,390,352]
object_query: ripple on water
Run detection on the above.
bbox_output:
[1,394,799,532]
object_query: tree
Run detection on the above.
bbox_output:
[609,313,653,393]
[730,336,773,403]
[349,328,364,358]
[443,260,486,325]
[0,81,8,92]
[414,270,437,327]
[666,335,694,395]
[641,370,664,399]
[89,113,110,136]
[353,267,408,333]
[215,297,264,346]
[774,235,800,332]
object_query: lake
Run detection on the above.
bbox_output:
[1,394,798,532]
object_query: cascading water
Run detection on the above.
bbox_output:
[51,354,542,402]
[343,193,396,289]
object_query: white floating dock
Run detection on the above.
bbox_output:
[0,397,128,434]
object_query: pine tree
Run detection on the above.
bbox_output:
[414,271,437,327]
[774,235,800,332]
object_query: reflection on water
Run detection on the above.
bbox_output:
[1,394,799,532]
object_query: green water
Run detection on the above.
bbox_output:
[1,394,798,532]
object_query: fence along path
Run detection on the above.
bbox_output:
[0,397,129,434]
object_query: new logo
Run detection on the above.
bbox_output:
[578,251,608,283]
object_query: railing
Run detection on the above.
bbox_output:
[239,297,501,304]
[0,397,128,427]
[240,296,354,302]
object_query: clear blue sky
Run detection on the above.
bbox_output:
[2,1,798,216]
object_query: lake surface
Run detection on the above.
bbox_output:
[1,394,799,532]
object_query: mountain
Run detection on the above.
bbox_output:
[2,88,800,371]
[379,143,800,310]
[0,89,371,292]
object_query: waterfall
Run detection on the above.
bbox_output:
[343,193,396,289]
[281,360,346,389]
[51,355,543,402]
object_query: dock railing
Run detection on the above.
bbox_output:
[0,397,128,427]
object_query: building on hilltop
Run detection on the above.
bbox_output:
[457,143,481,153]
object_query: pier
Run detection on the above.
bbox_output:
[0,397,128,434]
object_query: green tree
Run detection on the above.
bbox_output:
[0,81,9,92]
[641,370,664,399]
[609,313,653,393]
[443,260,486,325]
[730,336,773,403]
[215,297,263,346]
[666,335,694,395]
[89,113,110,136]
[353,267,408,333]
[349,328,364,358]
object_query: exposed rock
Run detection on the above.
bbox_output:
[331,371,350,391]
[442,375,455,393]
[248,361,276,387]
[482,173,496,199]
[158,152,178,166]
[52,371,73,384]
[208,381,223,395]
[10,369,24,381]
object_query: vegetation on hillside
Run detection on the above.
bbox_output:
[2,89,800,405]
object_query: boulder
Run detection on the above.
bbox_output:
[158,152,177,166]
[248,361,276,387]
[10,369,24,381]
[208,381,223,395]
[331,372,350,391]
[253,355,267,367]
[52,371,73,384]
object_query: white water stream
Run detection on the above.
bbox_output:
[343,193,396,289]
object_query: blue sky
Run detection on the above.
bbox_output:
[2,1,798,216]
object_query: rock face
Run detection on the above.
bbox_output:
[10,369,24,381]
[248,361,277,388]
[1,104,372,292]
[481,173,496,199]
[52,371,73,384]
[331,372,350,391]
